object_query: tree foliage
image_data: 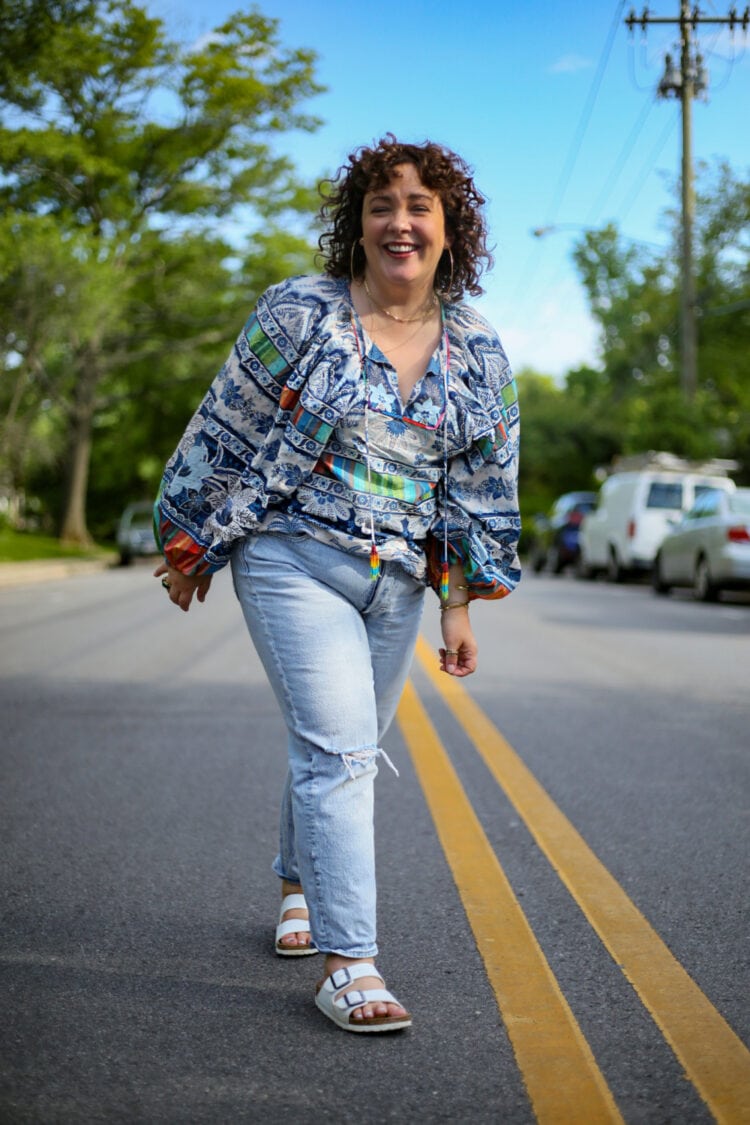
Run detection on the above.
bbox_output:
[0,0,322,541]
[517,162,749,531]
[515,366,620,518]
[571,162,750,479]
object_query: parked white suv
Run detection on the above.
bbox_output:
[578,469,735,582]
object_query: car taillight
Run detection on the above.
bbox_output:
[627,519,636,539]
[727,524,750,543]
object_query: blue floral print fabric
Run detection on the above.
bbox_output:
[157,274,521,598]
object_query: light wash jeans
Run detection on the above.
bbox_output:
[231,532,425,958]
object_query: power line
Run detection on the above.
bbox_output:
[512,1,627,303]
[617,104,679,220]
[541,0,628,228]
[585,97,655,223]
[627,26,660,89]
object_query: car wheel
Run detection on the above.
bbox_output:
[693,556,719,602]
[606,546,625,583]
[530,549,546,574]
[547,546,563,574]
[652,554,671,595]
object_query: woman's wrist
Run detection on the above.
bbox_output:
[440,601,469,613]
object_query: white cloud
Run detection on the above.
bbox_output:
[187,30,224,52]
[549,54,595,74]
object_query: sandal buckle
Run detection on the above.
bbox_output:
[342,989,367,1009]
[329,967,353,990]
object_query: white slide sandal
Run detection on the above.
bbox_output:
[315,963,412,1033]
[275,893,318,957]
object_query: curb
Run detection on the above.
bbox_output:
[0,557,115,589]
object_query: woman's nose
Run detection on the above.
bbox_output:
[388,207,411,231]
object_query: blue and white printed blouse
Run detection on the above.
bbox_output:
[157,275,521,600]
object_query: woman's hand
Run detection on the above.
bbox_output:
[439,605,478,677]
[153,561,212,614]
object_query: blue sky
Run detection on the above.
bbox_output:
[148,0,750,377]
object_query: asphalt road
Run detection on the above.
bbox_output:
[1,562,748,1124]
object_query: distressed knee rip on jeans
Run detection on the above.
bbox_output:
[338,744,400,780]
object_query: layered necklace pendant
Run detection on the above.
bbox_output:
[363,277,437,324]
[350,299,451,587]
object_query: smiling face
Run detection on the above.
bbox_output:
[360,162,449,298]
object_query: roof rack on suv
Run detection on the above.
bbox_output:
[605,451,738,476]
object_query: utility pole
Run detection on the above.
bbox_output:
[625,4,749,401]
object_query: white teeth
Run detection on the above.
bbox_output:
[385,243,415,253]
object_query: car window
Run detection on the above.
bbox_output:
[120,503,154,530]
[729,492,750,516]
[686,493,719,519]
[646,482,683,509]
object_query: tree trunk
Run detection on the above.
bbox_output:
[59,349,100,547]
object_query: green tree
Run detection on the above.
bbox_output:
[516,366,619,527]
[571,163,750,479]
[83,225,316,540]
[0,211,128,529]
[0,0,322,542]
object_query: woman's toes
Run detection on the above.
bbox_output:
[280,929,311,949]
[279,901,310,949]
[351,999,404,1021]
[352,1004,379,1020]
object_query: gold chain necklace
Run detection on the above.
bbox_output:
[363,277,437,324]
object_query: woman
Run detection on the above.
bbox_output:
[154,136,520,1034]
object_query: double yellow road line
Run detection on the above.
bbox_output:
[397,636,750,1124]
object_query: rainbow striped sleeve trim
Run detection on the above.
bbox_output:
[158,517,215,576]
[317,453,436,505]
[245,314,291,381]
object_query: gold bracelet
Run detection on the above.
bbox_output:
[456,584,471,591]
[440,601,469,612]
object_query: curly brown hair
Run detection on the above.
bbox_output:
[318,135,493,300]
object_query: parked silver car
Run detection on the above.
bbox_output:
[116,501,158,566]
[653,487,750,601]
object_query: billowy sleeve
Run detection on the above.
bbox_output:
[156,276,357,575]
[426,306,521,599]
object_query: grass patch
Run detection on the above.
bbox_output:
[0,529,113,563]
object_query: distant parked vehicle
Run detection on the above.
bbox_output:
[578,467,735,582]
[529,491,597,574]
[116,501,157,566]
[653,487,750,601]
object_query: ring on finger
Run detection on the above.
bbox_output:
[444,649,459,656]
